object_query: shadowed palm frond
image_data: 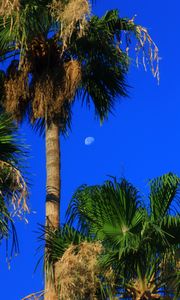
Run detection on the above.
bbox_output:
[149,173,180,221]
[0,113,29,259]
[0,114,29,215]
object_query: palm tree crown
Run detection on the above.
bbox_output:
[63,173,180,299]
[38,173,179,299]
[0,0,159,129]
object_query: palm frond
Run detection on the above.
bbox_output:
[66,177,147,270]
[37,224,91,283]
[0,0,51,57]
[0,114,29,214]
[149,173,180,221]
[161,215,180,245]
[71,12,129,122]
[0,113,29,259]
[38,224,114,299]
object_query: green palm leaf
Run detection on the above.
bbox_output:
[149,173,180,221]
[0,113,29,259]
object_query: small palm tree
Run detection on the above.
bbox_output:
[65,173,180,299]
[39,223,115,300]
[0,1,159,298]
[0,113,28,260]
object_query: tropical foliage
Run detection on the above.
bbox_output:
[0,1,162,299]
[0,1,160,298]
[0,0,159,129]
[42,173,180,299]
[0,113,28,258]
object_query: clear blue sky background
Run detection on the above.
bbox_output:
[0,1,180,299]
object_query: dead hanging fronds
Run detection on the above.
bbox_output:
[26,38,81,121]
[21,290,45,300]
[0,0,20,16]
[32,60,81,121]
[0,0,20,29]
[49,0,63,18]
[123,17,160,83]
[55,241,103,300]
[28,36,50,61]
[4,61,30,121]
[0,160,29,219]
[63,60,82,99]
[32,76,54,120]
[49,0,90,52]
[135,25,160,83]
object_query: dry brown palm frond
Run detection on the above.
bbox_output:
[55,241,103,300]
[26,40,81,121]
[4,62,30,121]
[32,60,81,121]
[32,76,56,119]
[0,160,29,219]
[123,17,160,83]
[27,36,51,67]
[63,60,82,99]
[49,0,90,52]
[0,0,20,29]
[21,290,45,300]
[135,25,160,83]
[49,0,63,18]
[0,0,20,16]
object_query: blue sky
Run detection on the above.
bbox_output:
[0,1,180,299]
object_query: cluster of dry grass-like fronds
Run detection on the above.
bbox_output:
[124,18,160,83]
[50,0,90,52]
[32,60,81,120]
[0,160,29,218]
[55,241,103,300]
[21,290,45,300]
[4,42,81,121]
[0,0,20,29]
[135,25,160,83]
[4,61,30,121]
[63,60,82,100]
[0,0,20,16]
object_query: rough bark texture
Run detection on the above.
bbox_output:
[45,122,60,300]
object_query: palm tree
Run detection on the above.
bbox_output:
[0,1,159,298]
[65,173,180,299]
[0,113,28,260]
[39,225,104,300]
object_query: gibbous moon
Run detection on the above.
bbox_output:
[85,136,95,146]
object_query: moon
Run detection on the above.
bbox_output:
[84,136,95,146]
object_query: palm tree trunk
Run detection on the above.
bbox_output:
[45,121,60,300]
[45,122,60,227]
